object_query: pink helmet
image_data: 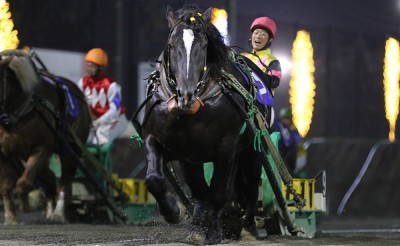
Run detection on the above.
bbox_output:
[250,17,277,38]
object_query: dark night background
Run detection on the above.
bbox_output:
[6,0,400,218]
[8,0,400,140]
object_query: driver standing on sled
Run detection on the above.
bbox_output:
[77,48,129,145]
[242,16,282,94]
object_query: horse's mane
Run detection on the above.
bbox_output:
[0,50,39,93]
[175,4,230,80]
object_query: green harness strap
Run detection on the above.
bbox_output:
[219,49,258,136]
[226,49,257,106]
[220,70,254,137]
[220,70,255,108]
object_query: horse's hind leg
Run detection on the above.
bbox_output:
[145,135,185,224]
[180,162,210,238]
[236,151,262,240]
[51,153,77,223]
[205,160,236,244]
[37,166,58,220]
[0,156,18,225]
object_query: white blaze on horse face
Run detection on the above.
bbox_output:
[183,29,194,79]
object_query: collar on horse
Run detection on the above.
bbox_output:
[139,51,256,122]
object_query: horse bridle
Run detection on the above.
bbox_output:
[163,13,209,97]
[0,58,35,127]
[0,65,20,127]
[0,67,8,113]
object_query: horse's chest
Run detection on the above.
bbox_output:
[164,128,206,147]
[146,103,243,159]
[158,120,233,156]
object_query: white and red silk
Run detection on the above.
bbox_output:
[78,72,126,125]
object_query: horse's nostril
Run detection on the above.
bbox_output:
[177,89,182,97]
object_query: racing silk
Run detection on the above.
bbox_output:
[78,72,126,125]
[242,48,282,92]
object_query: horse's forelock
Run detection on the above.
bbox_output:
[173,4,205,30]
[8,55,39,93]
[175,4,201,18]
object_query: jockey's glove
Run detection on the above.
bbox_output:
[92,119,101,129]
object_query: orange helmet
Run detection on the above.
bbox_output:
[84,48,108,67]
[250,17,277,38]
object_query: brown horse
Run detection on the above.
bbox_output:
[0,50,91,224]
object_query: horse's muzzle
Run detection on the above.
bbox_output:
[166,95,204,115]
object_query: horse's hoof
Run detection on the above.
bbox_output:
[239,224,259,242]
[28,189,43,211]
[184,231,205,244]
[203,236,222,245]
[255,216,265,228]
[177,202,189,221]
[49,213,66,224]
[4,211,18,225]
[44,200,55,220]
[163,201,188,224]
[4,220,18,226]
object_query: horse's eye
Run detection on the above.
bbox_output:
[168,44,174,50]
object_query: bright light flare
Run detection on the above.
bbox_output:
[0,0,19,51]
[289,30,315,137]
[274,53,292,75]
[383,37,400,142]
[211,8,229,45]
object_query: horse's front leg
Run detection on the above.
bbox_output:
[145,135,185,224]
[16,148,51,212]
[0,156,18,225]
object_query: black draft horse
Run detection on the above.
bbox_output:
[0,51,91,224]
[141,5,264,244]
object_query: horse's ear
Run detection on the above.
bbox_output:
[166,5,177,29]
[202,7,213,23]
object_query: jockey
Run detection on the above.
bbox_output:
[78,48,128,145]
[242,16,282,95]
